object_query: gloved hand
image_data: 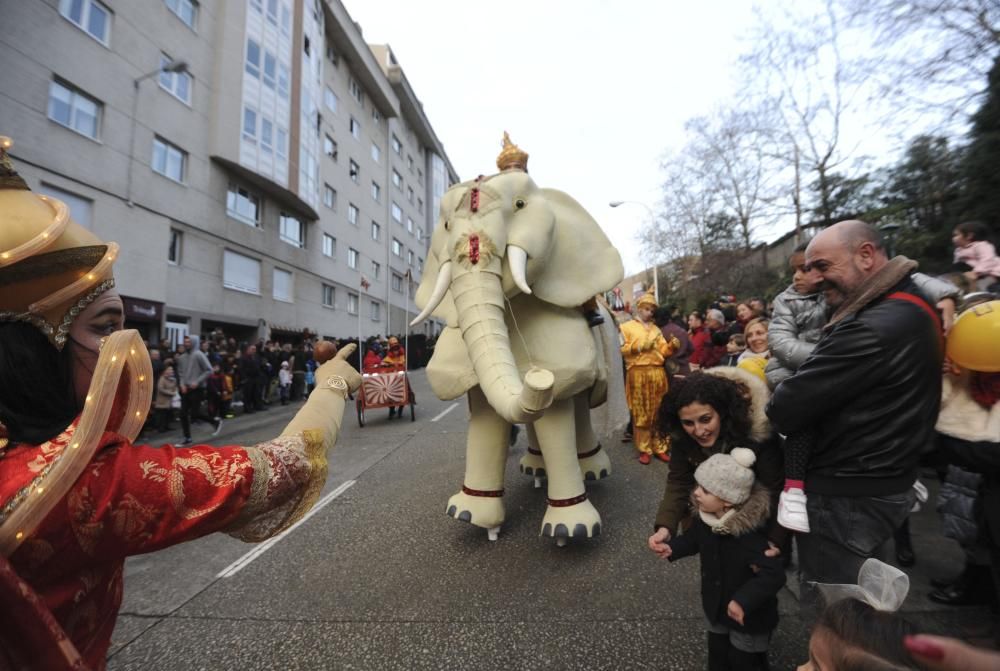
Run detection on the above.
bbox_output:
[314,343,362,394]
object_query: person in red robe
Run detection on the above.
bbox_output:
[0,137,362,670]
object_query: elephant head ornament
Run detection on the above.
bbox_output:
[412,134,625,545]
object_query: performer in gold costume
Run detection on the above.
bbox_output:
[620,291,679,464]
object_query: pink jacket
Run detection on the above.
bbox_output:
[955,240,1000,278]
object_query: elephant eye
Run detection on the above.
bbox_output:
[444,220,450,231]
[515,199,526,209]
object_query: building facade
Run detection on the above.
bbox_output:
[0,0,459,346]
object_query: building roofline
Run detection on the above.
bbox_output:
[321,0,398,119]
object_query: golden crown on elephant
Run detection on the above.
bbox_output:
[496,131,529,172]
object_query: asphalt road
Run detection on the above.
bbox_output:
[106,370,992,670]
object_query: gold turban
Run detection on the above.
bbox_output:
[635,291,657,310]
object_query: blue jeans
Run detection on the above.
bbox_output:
[797,489,915,615]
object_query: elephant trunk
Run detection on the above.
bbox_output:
[451,269,554,424]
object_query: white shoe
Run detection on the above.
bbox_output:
[211,418,223,437]
[778,488,810,533]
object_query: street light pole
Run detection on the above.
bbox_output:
[126,60,188,206]
[609,200,659,304]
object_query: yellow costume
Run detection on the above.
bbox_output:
[620,293,679,457]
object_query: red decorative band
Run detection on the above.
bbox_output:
[462,485,504,498]
[577,444,602,459]
[527,447,542,456]
[548,493,588,507]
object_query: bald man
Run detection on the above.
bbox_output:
[766,220,943,604]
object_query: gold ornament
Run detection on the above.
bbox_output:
[496,132,529,172]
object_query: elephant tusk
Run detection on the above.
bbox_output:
[507,245,532,295]
[410,261,452,326]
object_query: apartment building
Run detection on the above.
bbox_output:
[0,0,458,346]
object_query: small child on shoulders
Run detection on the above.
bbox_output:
[952,220,1000,293]
[662,448,785,670]
[721,334,746,367]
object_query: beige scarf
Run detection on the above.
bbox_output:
[825,256,918,331]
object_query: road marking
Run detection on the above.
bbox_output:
[430,402,459,422]
[217,479,356,578]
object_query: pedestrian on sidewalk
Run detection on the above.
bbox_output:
[659,448,785,671]
[154,364,178,433]
[278,361,292,405]
[177,335,221,443]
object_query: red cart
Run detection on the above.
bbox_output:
[356,363,415,425]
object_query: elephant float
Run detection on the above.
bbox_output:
[410,134,625,545]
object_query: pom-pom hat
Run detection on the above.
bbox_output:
[695,447,757,505]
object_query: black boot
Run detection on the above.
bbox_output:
[707,633,729,671]
[894,518,915,567]
[929,564,994,606]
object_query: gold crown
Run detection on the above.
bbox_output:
[496,132,529,172]
[635,291,658,310]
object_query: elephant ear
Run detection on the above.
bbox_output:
[415,208,459,328]
[529,188,624,308]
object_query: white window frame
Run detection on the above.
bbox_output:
[371,181,380,202]
[391,202,402,223]
[223,249,261,294]
[226,184,261,227]
[165,0,197,29]
[407,249,414,266]
[347,248,359,269]
[323,183,336,209]
[406,216,414,233]
[349,159,359,183]
[324,134,337,160]
[371,260,380,280]
[370,300,380,321]
[322,283,335,308]
[392,169,402,189]
[349,77,363,104]
[322,233,335,258]
[243,105,257,143]
[391,134,401,155]
[347,203,359,226]
[407,186,414,204]
[168,228,182,265]
[152,136,186,183]
[158,53,192,105]
[279,213,304,248]
[371,142,380,163]
[372,107,381,124]
[348,292,359,315]
[59,0,111,46]
[391,273,403,292]
[350,117,361,140]
[392,238,402,257]
[371,221,380,241]
[47,80,101,140]
[245,38,261,79]
[324,86,338,114]
[273,267,293,303]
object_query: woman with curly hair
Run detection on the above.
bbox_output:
[647,368,785,556]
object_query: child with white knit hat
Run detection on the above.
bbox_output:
[661,447,785,670]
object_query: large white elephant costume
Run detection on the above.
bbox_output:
[411,134,625,544]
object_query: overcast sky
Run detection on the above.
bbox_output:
[342,0,764,275]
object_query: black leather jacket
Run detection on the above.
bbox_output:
[766,276,943,496]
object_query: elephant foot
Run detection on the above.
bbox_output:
[446,488,505,529]
[487,526,500,542]
[578,444,612,482]
[539,495,602,542]
[519,449,546,479]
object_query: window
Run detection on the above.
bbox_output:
[273,268,293,302]
[59,0,110,45]
[158,54,192,104]
[371,142,380,163]
[349,159,359,183]
[249,0,261,12]
[347,292,358,315]
[391,134,401,155]
[349,78,363,104]
[223,250,260,294]
[242,106,257,142]
[324,134,337,159]
[406,216,414,233]
[277,127,288,158]
[322,233,335,258]
[391,202,402,223]
[262,50,276,89]
[323,184,336,209]
[417,197,423,212]
[392,273,403,292]
[168,228,182,264]
[370,301,380,321]
[407,249,414,266]
[392,238,402,257]
[417,227,424,241]
[348,203,358,225]
[371,260,380,280]
[392,169,402,189]
[347,248,358,269]
[279,213,304,248]
[371,221,380,241]
[165,0,197,29]
[326,44,339,66]
[407,186,414,203]
[226,184,260,227]
[281,4,291,34]
[417,168,423,184]
[418,257,424,271]
[372,107,381,124]
[371,181,380,202]
[261,118,273,153]
[245,38,261,79]
[38,183,92,228]
[324,86,338,113]
[48,80,101,139]
[407,154,414,171]
[277,63,290,99]
[152,137,185,182]
[265,0,278,24]
[350,117,361,140]
[322,284,335,308]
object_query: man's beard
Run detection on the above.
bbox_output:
[823,283,845,309]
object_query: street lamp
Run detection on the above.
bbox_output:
[126,60,189,205]
[609,200,659,304]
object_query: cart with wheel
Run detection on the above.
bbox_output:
[355,363,415,426]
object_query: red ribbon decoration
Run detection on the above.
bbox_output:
[469,234,480,265]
